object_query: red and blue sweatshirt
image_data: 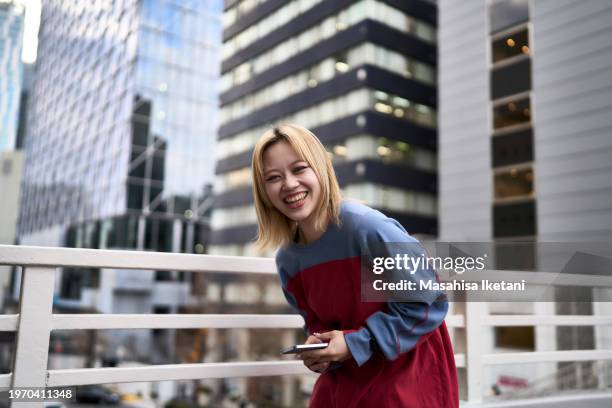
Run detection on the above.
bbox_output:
[276,201,458,407]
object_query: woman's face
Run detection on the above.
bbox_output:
[262,141,321,226]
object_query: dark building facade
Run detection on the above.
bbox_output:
[211,0,439,255]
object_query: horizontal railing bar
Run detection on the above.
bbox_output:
[0,373,12,388]
[48,356,467,387]
[0,315,18,331]
[0,245,275,274]
[51,314,470,331]
[52,314,305,330]
[482,349,612,365]
[445,314,465,328]
[47,361,311,386]
[483,315,612,327]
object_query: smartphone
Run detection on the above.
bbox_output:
[280,343,329,355]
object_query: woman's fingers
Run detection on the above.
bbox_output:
[304,334,322,345]
[303,356,318,366]
[301,349,328,365]
[309,361,330,373]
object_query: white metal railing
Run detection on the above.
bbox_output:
[0,244,611,408]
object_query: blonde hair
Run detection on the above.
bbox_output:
[252,124,342,250]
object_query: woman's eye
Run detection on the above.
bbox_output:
[293,166,307,173]
[266,175,280,182]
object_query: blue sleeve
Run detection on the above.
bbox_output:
[343,213,448,367]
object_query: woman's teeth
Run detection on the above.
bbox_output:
[285,192,307,203]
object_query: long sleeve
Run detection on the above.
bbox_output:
[344,212,448,367]
[345,299,447,366]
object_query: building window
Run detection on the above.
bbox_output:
[493,200,536,237]
[494,166,534,200]
[334,52,350,73]
[330,143,348,160]
[493,96,530,130]
[492,27,529,64]
[489,0,529,34]
[491,128,533,167]
[491,58,531,99]
[373,90,436,128]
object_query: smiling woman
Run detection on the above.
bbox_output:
[251,124,458,408]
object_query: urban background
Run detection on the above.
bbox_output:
[0,0,611,407]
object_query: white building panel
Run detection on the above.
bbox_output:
[532,0,612,240]
[439,0,492,240]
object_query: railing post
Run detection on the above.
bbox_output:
[10,267,56,408]
[281,329,297,406]
[465,300,486,403]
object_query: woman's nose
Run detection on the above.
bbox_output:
[282,174,300,190]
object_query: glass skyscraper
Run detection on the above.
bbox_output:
[0,0,24,152]
[19,0,222,255]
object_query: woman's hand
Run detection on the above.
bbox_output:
[299,334,330,373]
[298,330,352,373]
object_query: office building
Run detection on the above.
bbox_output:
[16,0,223,379]
[0,0,24,151]
[438,0,612,398]
[211,0,439,256]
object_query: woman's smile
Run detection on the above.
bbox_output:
[284,191,309,208]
